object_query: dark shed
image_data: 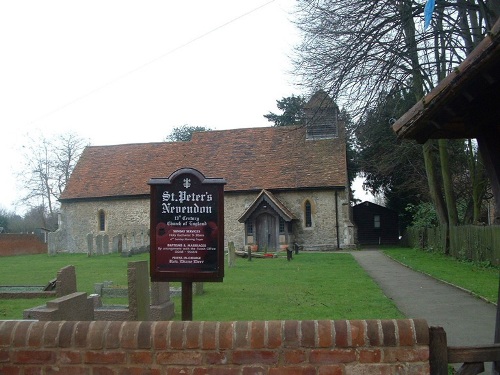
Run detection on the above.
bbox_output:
[353,201,399,245]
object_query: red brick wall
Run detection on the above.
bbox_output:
[0,319,430,374]
[0,234,47,256]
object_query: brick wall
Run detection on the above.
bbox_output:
[0,234,47,256]
[0,319,430,374]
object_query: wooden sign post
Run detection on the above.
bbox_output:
[149,168,226,320]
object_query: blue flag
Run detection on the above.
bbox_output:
[424,0,436,29]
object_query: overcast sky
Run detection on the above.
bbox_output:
[0,0,372,214]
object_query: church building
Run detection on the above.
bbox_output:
[50,91,356,253]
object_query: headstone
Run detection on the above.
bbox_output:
[228,241,236,267]
[95,235,103,255]
[140,230,145,247]
[103,234,109,254]
[123,234,128,252]
[94,283,104,295]
[131,232,137,251]
[151,281,170,305]
[194,282,204,295]
[150,281,175,320]
[127,261,150,321]
[112,234,122,253]
[56,265,77,297]
[87,233,93,256]
[47,233,57,256]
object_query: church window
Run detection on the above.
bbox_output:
[246,221,253,235]
[305,200,312,227]
[98,209,106,232]
[279,217,285,233]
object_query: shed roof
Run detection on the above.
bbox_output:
[60,126,347,201]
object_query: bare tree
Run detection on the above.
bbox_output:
[18,132,88,227]
[293,0,496,236]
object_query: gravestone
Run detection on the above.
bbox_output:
[87,233,93,256]
[127,260,150,321]
[228,241,236,267]
[103,234,110,254]
[131,232,137,250]
[56,265,77,297]
[150,281,175,320]
[123,234,128,252]
[112,234,122,253]
[193,282,204,295]
[95,234,103,255]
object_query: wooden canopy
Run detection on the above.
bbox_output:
[393,18,500,225]
[392,19,500,143]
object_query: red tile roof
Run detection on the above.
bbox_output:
[60,126,347,201]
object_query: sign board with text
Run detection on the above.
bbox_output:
[148,168,226,282]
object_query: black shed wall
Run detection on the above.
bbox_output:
[353,201,399,245]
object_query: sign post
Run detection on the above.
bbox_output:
[149,168,226,320]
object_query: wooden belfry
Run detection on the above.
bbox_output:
[149,168,226,320]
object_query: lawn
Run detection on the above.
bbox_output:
[0,252,404,321]
[384,248,499,303]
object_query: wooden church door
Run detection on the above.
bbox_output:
[256,213,277,251]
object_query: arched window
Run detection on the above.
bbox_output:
[98,209,106,232]
[304,200,312,227]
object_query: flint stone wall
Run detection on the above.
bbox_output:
[51,189,355,254]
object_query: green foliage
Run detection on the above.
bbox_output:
[355,89,426,229]
[405,202,439,228]
[264,95,305,127]
[166,125,211,142]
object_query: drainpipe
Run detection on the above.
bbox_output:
[335,190,340,249]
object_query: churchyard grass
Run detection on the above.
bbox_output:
[0,252,404,320]
[384,248,499,303]
[4,249,498,321]
[0,252,147,319]
[173,252,404,321]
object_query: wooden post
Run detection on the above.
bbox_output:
[182,281,193,321]
[429,326,449,375]
[228,241,235,267]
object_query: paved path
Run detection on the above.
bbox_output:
[350,250,497,347]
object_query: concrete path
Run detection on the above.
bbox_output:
[350,250,497,347]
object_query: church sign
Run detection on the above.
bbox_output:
[149,168,226,282]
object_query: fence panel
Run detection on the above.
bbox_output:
[405,225,500,265]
